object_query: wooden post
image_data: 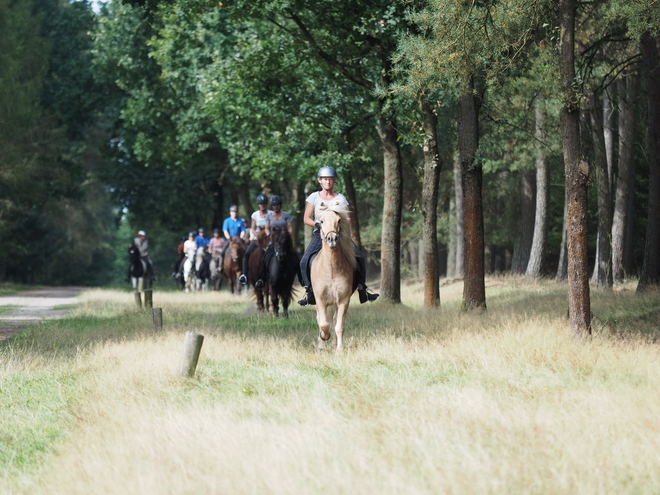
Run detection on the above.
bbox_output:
[144,289,153,309]
[178,331,204,377]
[152,307,163,332]
[134,291,142,308]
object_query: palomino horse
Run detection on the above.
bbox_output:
[266,227,300,317]
[311,201,357,351]
[223,236,245,295]
[248,229,270,312]
[209,254,224,291]
[128,244,153,303]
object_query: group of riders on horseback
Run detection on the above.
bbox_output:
[130,166,379,308]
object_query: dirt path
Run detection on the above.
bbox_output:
[0,287,85,342]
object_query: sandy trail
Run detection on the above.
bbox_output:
[0,287,85,341]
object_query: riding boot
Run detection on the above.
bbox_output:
[297,287,316,306]
[358,284,379,304]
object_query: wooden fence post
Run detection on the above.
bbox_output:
[134,291,142,308]
[152,307,163,332]
[178,331,204,377]
[144,289,153,309]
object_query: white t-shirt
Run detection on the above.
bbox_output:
[305,191,349,221]
[183,239,197,259]
[251,210,273,232]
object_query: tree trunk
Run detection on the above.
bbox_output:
[603,80,615,186]
[420,95,441,307]
[446,194,457,278]
[376,111,403,303]
[556,189,569,281]
[454,158,465,278]
[344,168,361,250]
[459,85,486,311]
[637,33,660,292]
[589,92,613,289]
[612,68,640,283]
[526,105,549,279]
[511,169,535,273]
[560,0,591,337]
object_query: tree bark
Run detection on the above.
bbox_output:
[612,68,640,283]
[454,158,465,278]
[637,33,660,293]
[560,0,591,337]
[377,111,403,303]
[344,168,361,250]
[589,92,613,289]
[556,192,569,281]
[526,105,549,279]
[459,85,486,311]
[420,95,442,307]
[511,169,535,273]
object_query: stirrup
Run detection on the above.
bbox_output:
[298,290,315,306]
[358,286,379,304]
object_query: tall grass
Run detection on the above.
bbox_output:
[1,279,660,494]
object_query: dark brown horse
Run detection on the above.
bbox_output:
[248,230,270,312]
[266,227,300,317]
[223,236,245,295]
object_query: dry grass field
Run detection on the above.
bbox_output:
[1,278,660,494]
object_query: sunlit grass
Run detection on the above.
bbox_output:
[1,278,660,494]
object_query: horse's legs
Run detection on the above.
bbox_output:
[334,302,349,352]
[271,291,279,317]
[316,302,331,351]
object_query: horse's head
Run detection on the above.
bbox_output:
[318,210,343,249]
[255,229,269,249]
[228,236,245,262]
[271,227,291,261]
[128,244,140,262]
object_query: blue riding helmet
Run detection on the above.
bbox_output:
[317,166,337,178]
[256,194,268,204]
[270,195,282,206]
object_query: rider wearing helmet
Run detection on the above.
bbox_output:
[252,195,297,290]
[183,231,197,260]
[239,194,272,285]
[297,166,379,306]
[194,227,210,250]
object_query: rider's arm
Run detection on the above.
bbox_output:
[265,221,271,237]
[223,230,230,240]
[303,202,316,229]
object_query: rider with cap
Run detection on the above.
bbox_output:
[251,195,296,289]
[132,230,155,280]
[238,194,272,285]
[220,204,246,262]
[298,166,379,306]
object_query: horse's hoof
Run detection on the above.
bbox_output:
[319,330,330,341]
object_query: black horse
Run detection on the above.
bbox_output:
[194,251,212,291]
[128,244,153,294]
[264,228,301,317]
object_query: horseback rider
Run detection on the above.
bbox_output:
[183,231,197,260]
[220,205,246,261]
[251,194,295,289]
[298,166,379,306]
[238,194,272,285]
[194,227,210,251]
[208,228,225,257]
[133,230,155,281]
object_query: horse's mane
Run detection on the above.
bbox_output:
[318,200,356,270]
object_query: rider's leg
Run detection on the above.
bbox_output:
[239,241,257,284]
[254,247,272,289]
[354,244,379,303]
[298,234,322,306]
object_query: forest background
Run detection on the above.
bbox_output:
[1,0,659,315]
